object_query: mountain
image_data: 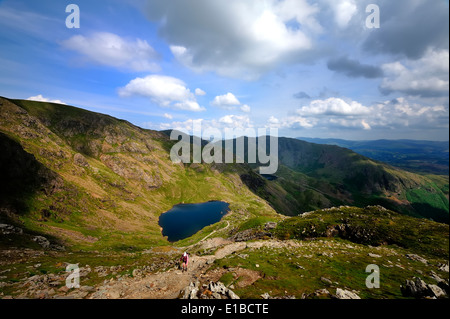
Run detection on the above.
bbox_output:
[0,96,278,250]
[221,136,449,222]
[297,137,449,175]
[0,96,449,300]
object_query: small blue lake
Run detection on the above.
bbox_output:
[158,201,230,242]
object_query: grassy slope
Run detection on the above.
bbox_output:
[1,97,448,299]
[0,97,279,251]
[209,206,449,299]
[274,138,449,222]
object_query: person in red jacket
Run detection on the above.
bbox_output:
[180,252,189,272]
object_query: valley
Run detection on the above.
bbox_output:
[0,96,448,299]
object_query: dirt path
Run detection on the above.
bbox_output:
[89,239,301,299]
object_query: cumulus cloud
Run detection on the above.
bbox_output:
[145,0,321,79]
[296,97,370,116]
[118,75,205,112]
[210,93,251,113]
[270,95,448,134]
[211,93,241,108]
[371,97,448,130]
[380,49,449,97]
[266,115,315,129]
[61,32,160,72]
[27,94,66,105]
[327,56,383,79]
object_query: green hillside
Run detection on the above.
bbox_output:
[0,97,448,300]
[0,96,279,250]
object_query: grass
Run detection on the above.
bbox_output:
[273,206,449,260]
[210,237,448,299]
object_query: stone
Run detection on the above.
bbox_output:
[32,236,50,249]
[428,284,446,298]
[181,281,199,299]
[438,263,449,272]
[335,288,361,299]
[401,277,432,298]
[368,253,381,258]
[209,282,228,295]
[261,292,271,299]
[0,224,23,235]
[321,277,333,285]
[227,289,240,299]
[405,254,428,264]
[314,289,330,297]
[264,222,277,230]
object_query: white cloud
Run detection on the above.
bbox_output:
[219,115,253,129]
[163,113,173,120]
[159,115,253,133]
[240,104,251,113]
[27,94,66,105]
[211,93,241,108]
[147,0,321,79]
[380,49,449,97]
[118,75,205,112]
[266,115,315,129]
[361,119,371,130]
[195,88,206,96]
[372,98,448,129]
[334,0,357,28]
[275,96,447,132]
[296,97,370,116]
[61,32,160,72]
[210,93,252,113]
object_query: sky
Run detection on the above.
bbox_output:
[0,0,448,141]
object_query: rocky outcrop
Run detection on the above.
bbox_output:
[180,281,239,299]
[405,254,428,264]
[0,224,23,235]
[335,288,361,299]
[401,277,448,299]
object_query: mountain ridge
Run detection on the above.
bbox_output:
[0,96,449,300]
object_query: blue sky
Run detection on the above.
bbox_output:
[0,0,448,140]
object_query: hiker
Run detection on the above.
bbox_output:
[180,252,189,272]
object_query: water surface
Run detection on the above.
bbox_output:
[159,201,229,242]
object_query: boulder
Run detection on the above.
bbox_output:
[335,288,361,299]
[428,285,446,298]
[438,263,449,272]
[32,236,50,249]
[405,254,428,264]
[181,281,199,299]
[401,277,434,298]
[0,224,23,235]
[264,222,277,230]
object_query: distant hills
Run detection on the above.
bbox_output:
[297,137,449,175]
[223,136,448,222]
